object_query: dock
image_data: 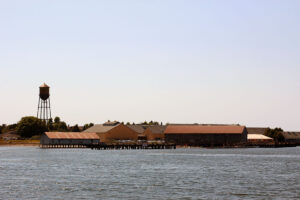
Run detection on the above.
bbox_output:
[40,143,176,149]
[88,143,176,150]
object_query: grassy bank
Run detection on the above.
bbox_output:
[0,139,40,146]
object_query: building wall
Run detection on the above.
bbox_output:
[247,139,274,145]
[101,124,138,143]
[284,139,300,145]
[241,128,248,143]
[144,128,164,141]
[165,133,245,146]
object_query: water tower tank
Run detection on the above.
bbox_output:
[39,83,50,100]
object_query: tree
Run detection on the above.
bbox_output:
[54,117,61,124]
[51,117,68,132]
[71,124,80,132]
[82,123,94,131]
[54,121,67,132]
[47,118,54,130]
[16,116,47,138]
[264,128,284,143]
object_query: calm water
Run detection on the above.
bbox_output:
[0,147,299,200]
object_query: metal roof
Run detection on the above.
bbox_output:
[247,127,268,135]
[127,125,147,133]
[247,134,273,140]
[83,124,120,133]
[40,83,50,88]
[164,125,246,134]
[45,132,99,139]
[148,125,167,134]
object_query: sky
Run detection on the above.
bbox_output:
[0,0,300,131]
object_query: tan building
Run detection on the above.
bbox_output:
[247,134,273,144]
[84,122,138,143]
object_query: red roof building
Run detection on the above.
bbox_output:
[40,132,100,146]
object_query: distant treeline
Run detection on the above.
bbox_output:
[0,116,94,138]
[0,117,164,139]
[0,118,285,142]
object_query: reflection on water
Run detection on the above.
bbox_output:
[0,147,299,199]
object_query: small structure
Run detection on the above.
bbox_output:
[165,125,247,146]
[282,132,300,145]
[37,83,51,122]
[247,134,273,145]
[40,132,99,148]
[144,125,166,141]
[84,123,138,143]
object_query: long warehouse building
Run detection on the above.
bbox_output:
[165,125,247,146]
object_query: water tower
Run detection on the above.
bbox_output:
[37,83,51,121]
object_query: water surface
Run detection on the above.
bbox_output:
[0,147,299,199]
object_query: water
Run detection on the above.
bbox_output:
[0,147,299,200]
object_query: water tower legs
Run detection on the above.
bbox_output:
[37,97,51,122]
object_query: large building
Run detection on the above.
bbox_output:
[84,122,138,143]
[164,125,247,146]
[40,132,99,146]
[282,132,300,145]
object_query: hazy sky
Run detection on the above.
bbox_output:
[1,0,300,131]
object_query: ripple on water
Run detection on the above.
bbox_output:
[0,147,299,199]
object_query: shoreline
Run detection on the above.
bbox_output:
[0,139,40,147]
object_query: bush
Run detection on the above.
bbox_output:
[16,116,47,138]
[264,128,284,142]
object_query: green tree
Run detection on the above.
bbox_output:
[71,124,80,132]
[54,117,61,124]
[264,128,284,143]
[82,123,94,131]
[56,121,68,131]
[47,118,54,130]
[16,116,47,138]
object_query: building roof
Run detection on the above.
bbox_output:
[168,123,240,126]
[127,125,147,134]
[247,127,268,135]
[40,83,50,88]
[247,134,273,140]
[164,125,246,134]
[148,125,167,134]
[282,132,300,139]
[83,124,120,133]
[103,121,120,126]
[45,132,99,139]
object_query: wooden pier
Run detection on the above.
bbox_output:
[40,143,176,150]
[40,144,90,148]
[88,143,176,150]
